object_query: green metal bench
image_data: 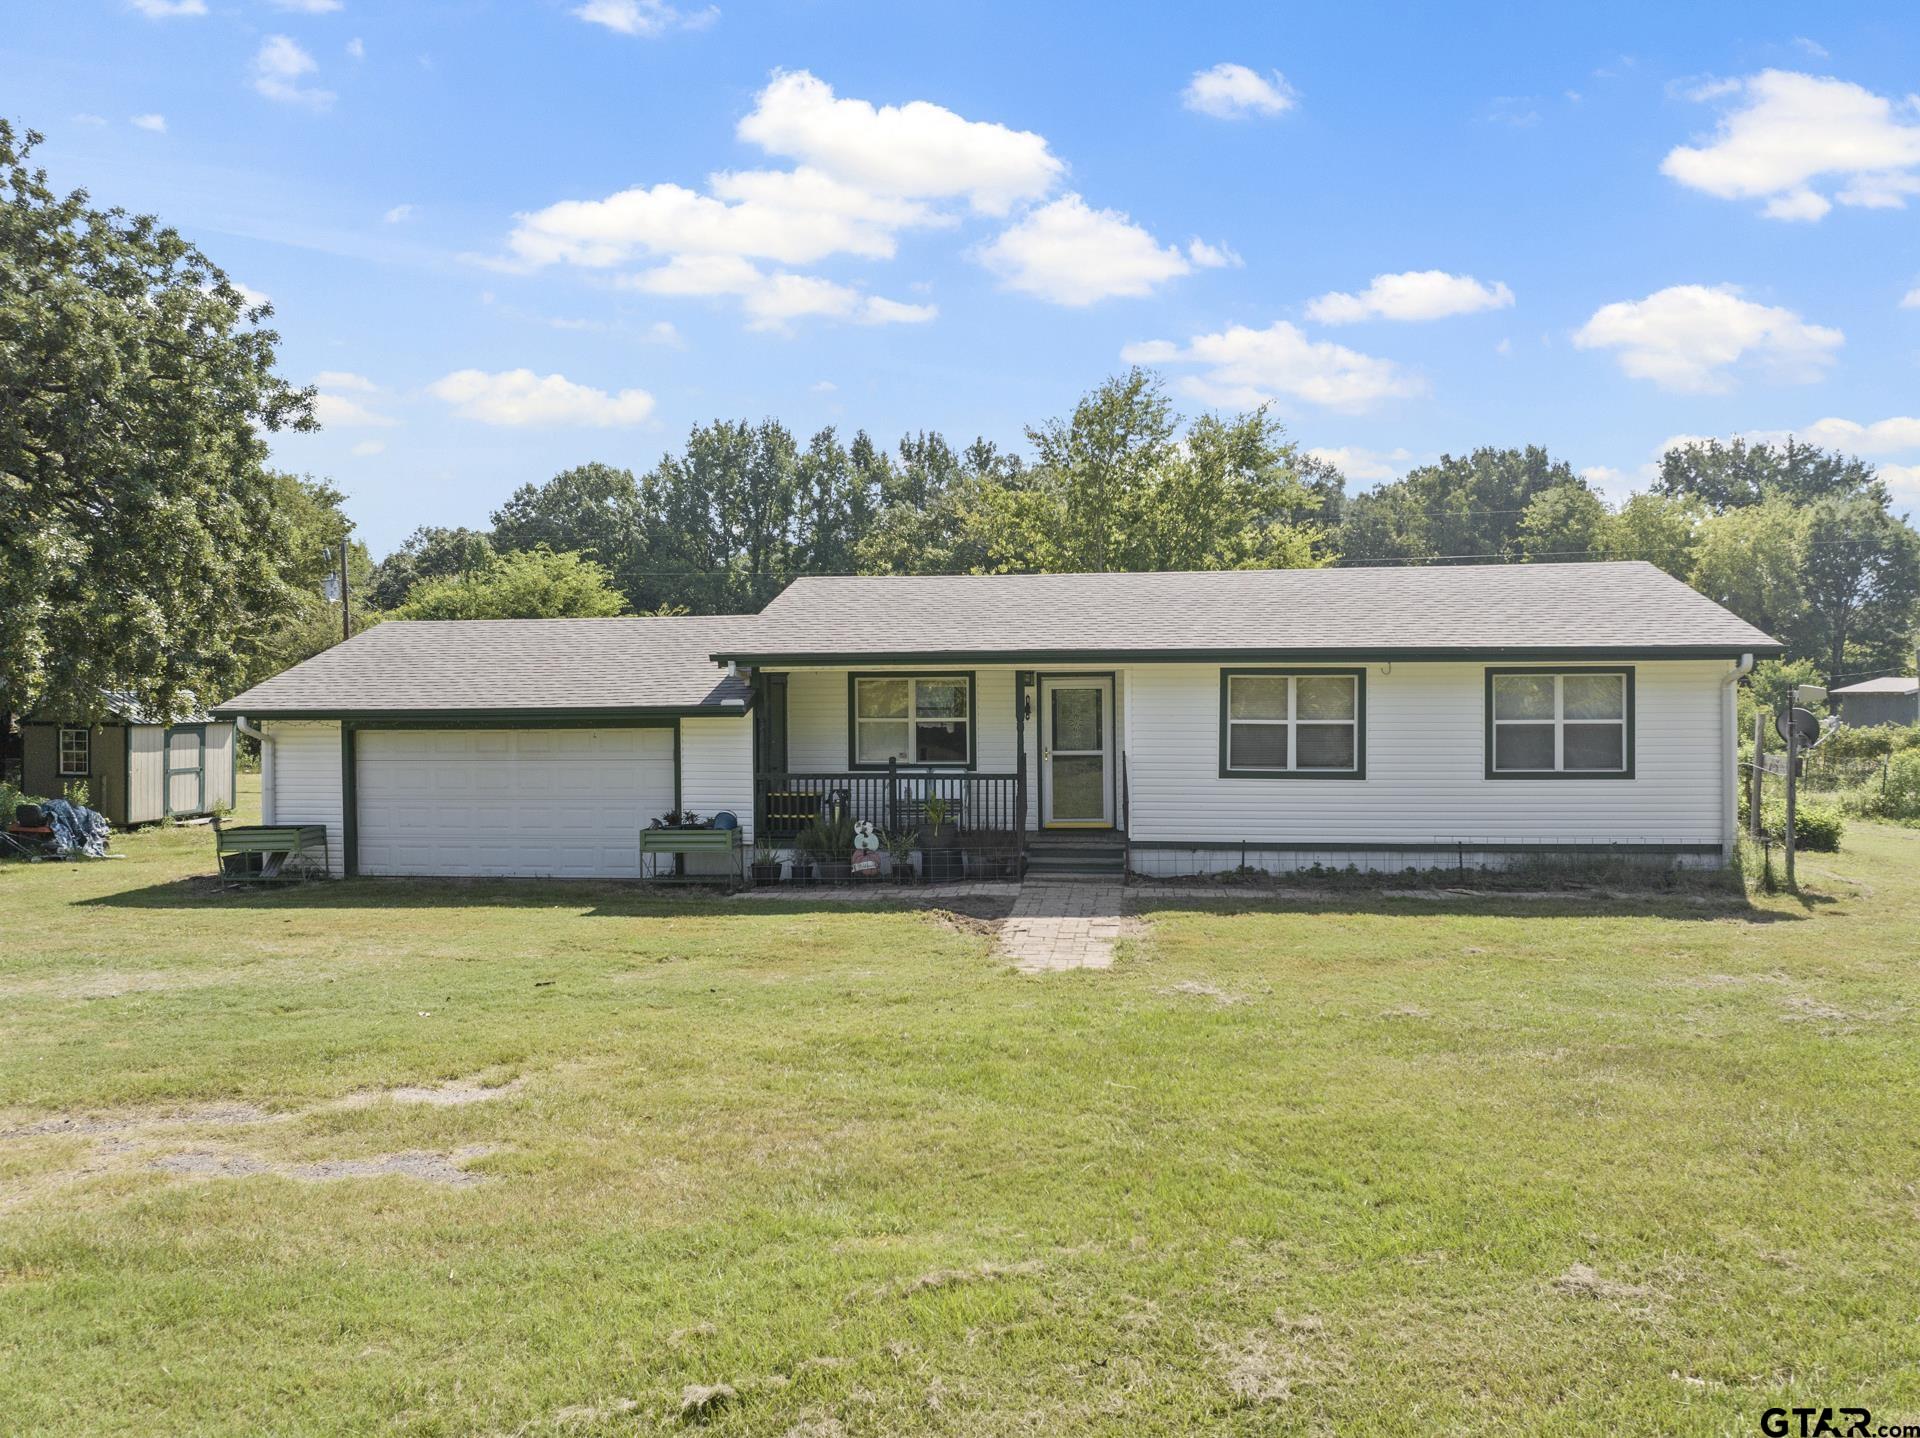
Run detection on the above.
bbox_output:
[215,824,330,882]
[638,828,743,889]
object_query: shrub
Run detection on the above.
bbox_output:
[1751,796,1844,851]
[0,781,43,825]
[1869,749,1920,821]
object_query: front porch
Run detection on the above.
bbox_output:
[750,665,1134,876]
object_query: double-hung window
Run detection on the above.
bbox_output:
[58,727,91,778]
[1220,670,1364,777]
[851,674,973,767]
[1487,669,1633,777]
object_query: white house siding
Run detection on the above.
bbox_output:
[260,720,344,875]
[1123,659,1735,873]
[679,716,756,867]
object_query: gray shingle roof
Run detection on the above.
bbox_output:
[1831,676,1919,695]
[712,562,1782,662]
[213,616,753,717]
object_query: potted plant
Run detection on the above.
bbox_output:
[797,813,855,884]
[749,843,783,886]
[917,795,964,882]
[885,827,918,883]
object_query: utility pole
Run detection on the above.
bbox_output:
[1784,709,1798,890]
[338,533,352,642]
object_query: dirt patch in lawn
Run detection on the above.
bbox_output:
[151,1144,495,1186]
[1552,1262,1654,1304]
[894,1258,1044,1295]
[1160,980,1248,1006]
[0,1102,276,1141]
[332,1074,524,1109]
[922,908,1004,940]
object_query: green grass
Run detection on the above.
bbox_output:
[2,776,1918,1435]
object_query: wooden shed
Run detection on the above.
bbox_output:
[20,693,236,828]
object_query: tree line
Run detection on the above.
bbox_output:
[363,372,1920,690]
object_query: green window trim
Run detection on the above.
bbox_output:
[1484,667,1636,780]
[845,671,978,771]
[1218,668,1367,780]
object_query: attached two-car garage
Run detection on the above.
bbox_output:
[354,728,675,879]
[220,615,759,881]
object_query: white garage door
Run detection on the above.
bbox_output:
[355,728,674,878]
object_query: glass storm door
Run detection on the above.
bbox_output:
[1040,677,1114,828]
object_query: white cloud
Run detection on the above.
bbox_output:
[1182,63,1296,120]
[429,369,656,427]
[1661,70,1920,220]
[130,113,167,132]
[1581,464,1626,488]
[1186,237,1243,269]
[1795,416,1920,454]
[572,0,716,37]
[383,204,416,223]
[73,113,108,127]
[978,194,1189,305]
[1903,287,1920,309]
[642,320,683,346]
[232,281,270,308]
[1306,270,1515,324]
[509,172,939,270]
[346,37,365,59]
[268,0,343,11]
[350,440,386,458]
[810,379,837,392]
[129,0,206,17]
[310,371,396,428]
[1572,284,1842,393]
[623,256,933,331]
[252,35,334,109]
[1123,321,1425,413]
[736,70,1062,215]
[1307,446,1413,482]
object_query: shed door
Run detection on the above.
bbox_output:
[354,728,675,878]
[165,727,205,816]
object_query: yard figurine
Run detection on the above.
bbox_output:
[850,818,882,878]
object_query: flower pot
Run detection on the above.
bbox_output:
[750,862,783,886]
[815,860,853,885]
[788,861,815,885]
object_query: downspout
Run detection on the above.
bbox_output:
[236,716,272,824]
[1722,654,1755,862]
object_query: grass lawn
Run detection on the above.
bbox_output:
[3,778,1918,1435]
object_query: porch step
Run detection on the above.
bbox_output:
[1024,844,1127,877]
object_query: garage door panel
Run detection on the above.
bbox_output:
[356,728,674,878]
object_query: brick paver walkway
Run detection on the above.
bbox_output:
[995,879,1131,973]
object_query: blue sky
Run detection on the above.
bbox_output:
[8,0,1920,553]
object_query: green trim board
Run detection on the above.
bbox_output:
[1217,668,1368,780]
[717,644,1776,666]
[1483,666,1636,780]
[1131,839,1721,855]
[844,671,979,771]
[215,703,750,723]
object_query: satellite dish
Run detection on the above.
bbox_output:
[1776,706,1821,747]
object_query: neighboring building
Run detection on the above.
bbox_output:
[212,562,1782,879]
[1829,675,1920,729]
[20,692,237,827]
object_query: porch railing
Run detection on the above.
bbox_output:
[758,762,1024,850]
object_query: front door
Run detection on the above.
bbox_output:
[1040,676,1114,828]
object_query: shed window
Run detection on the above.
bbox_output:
[851,675,972,767]
[58,727,91,777]
[1488,670,1632,776]
[1221,671,1364,777]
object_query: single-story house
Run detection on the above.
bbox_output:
[21,692,237,827]
[1829,674,1919,729]
[211,562,1782,880]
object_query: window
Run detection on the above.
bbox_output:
[58,727,90,777]
[1219,670,1364,778]
[1487,669,1633,778]
[850,674,973,767]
